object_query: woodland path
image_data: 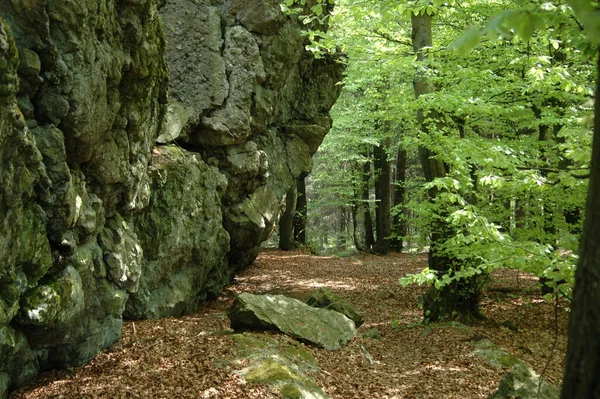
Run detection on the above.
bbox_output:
[10,249,568,399]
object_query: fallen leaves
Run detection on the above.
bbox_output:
[9,249,567,399]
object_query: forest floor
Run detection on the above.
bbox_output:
[10,249,569,399]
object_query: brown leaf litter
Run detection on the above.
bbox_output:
[9,249,568,399]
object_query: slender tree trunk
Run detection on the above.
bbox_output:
[351,159,366,252]
[293,177,307,245]
[337,206,347,249]
[412,10,480,323]
[391,147,408,252]
[533,105,559,294]
[560,45,600,399]
[279,184,297,251]
[374,140,392,254]
[362,151,376,249]
[350,201,363,251]
[374,145,382,243]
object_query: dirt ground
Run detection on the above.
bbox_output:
[9,249,568,399]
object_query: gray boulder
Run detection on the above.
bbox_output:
[228,293,356,350]
[306,288,364,327]
[489,362,560,399]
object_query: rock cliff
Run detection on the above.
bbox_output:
[0,0,343,395]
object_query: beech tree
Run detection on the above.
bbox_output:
[560,0,600,396]
[561,40,599,399]
[279,184,297,251]
[293,177,308,245]
[307,0,594,323]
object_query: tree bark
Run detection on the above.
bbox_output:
[362,151,376,249]
[337,206,348,249]
[350,201,363,251]
[279,184,297,251]
[411,10,480,323]
[293,177,307,245]
[391,147,408,252]
[374,140,392,254]
[560,45,600,399]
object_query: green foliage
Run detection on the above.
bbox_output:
[308,0,596,302]
[281,0,339,57]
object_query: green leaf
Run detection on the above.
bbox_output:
[513,12,535,43]
[570,0,600,44]
[484,10,517,38]
[450,26,482,55]
[312,4,324,16]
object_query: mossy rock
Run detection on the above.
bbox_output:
[0,372,9,399]
[16,266,84,326]
[231,333,276,358]
[280,383,304,399]
[230,332,329,399]
[472,339,560,399]
[228,293,356,350]
[305,287,364,327]
[245,359,301,384]
[489,362,560,399]
[231,332,317,372]
[474,345,522,369]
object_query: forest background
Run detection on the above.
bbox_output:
[274,1,600,395]
[269,0,599,320]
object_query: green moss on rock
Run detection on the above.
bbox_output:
[16,267,84,326]
[245,359,301,384]
[306,288,364,327]
[230,332,328,399]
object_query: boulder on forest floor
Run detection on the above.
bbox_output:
[228,293,356,350]
[230,332,329,399]
[474,339,560,399]
[489,362,560,399]
[305,287,364,327]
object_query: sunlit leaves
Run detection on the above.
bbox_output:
[309,0,593,301]
[450,26,482,56]
[570,0,600,44]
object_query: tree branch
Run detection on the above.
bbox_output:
[371,29,413,47]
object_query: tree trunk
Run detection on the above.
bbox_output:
[533,104,559,294]
[293,177,307,245]
[560,46,600,399]
[391,147,408,252]
[350,201,363,251]
[362,151,376,249]
[374,140,392,254]
[279,184,297,251]
[336,206,348,249]
[411,10,480,323]
[374,146,382,243]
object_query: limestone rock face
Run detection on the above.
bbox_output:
[161,0,344,269]
[126,145,230,319]
[0,19,45,393]
[228,293,356,350]
[0,0,343,393]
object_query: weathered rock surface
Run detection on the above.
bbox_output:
[306,287,364,327]
[232,333,330,399]
[126,145,230,319]
[228,293,356,350]
[474,339,560,399]
[489,362,560,399]
[0,0,343,394]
